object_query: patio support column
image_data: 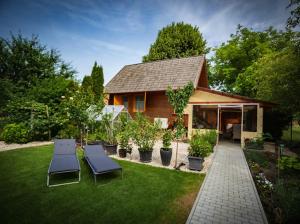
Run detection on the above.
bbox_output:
[217,105,220,144]
[241,104,244,148]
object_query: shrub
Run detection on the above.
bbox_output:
[101,113,119,145]
[162,129,173,150]
[130,113,160,151]
[1,123,31,144]
[278,156,300,171]
[117,125,132,150]
[188,132,212,158]
[200,130,217,147]
[57,124,80,139]
[245,136,264,150]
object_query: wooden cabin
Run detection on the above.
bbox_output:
[105,56,274,146]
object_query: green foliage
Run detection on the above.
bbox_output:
[91,62,104,102]
[264,110,291,140]
[143,22,209,62]
[1,123,31,144]
[0,33,79,141]
[116,113,132,150]
[210,26,299,97]
[162,129,173,149]
[57,123,80,139]
[0,34,74,89]
[130,113,160,151]
[166,82,194,139]
[244,150,269,168]
[101,113,119,145]
[188,132,212,158]
[244,136,264,150]
[81,75,93,92]
[251,48,300,115]
[278,156,300,171]
[287,0,300,28]
[199,130,217,147]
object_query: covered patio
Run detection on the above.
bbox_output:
[185,88,273,147]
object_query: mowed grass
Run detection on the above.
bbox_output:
[0,145,204,224]
[282,124,300,142]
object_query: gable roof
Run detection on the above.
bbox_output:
[195,87,276,107]
[105,55,205,94]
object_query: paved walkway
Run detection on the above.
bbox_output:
[0,141,53,152]
[186,142,268,224]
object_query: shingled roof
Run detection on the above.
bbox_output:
[105,55,205,94]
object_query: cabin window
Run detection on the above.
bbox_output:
[135,95,144,112]
[243,105,257,132]
[123,96,128,109]
[193,105,217,129]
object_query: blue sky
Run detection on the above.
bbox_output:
[0,0,291,83]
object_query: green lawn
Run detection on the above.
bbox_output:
[282,124,300,142]
[0,145,204,224]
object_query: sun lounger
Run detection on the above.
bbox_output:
[84,145,122,183]
[47,139,81,187]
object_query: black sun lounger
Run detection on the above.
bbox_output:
[84,145,122,183]
[47,139,81,187]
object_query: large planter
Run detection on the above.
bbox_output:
[104,143,117,155]
[188,156,204,171]
[118,148,127,158]
[138,149,153,163]
[87,140,103,145]
[160,148,172,166]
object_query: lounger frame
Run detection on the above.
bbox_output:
[85,156,123,184]
[47,139,81,187]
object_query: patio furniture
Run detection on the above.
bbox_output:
[47,139,81,187]
[233,124,241,141]
[84,145,123,183]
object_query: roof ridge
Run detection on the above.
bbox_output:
[124,55,204,67]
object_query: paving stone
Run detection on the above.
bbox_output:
[186,142,268,224]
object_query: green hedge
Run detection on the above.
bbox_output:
[1,123,31,144]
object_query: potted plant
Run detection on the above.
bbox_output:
[188,132,212,171]
[102,114,118,155]
[130,113,160,163]
[117,128,132,158]
[160,129,173,166]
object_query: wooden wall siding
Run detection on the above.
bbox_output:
[109,91,189,128]
[143,91,174,120]
[197,63,208,88]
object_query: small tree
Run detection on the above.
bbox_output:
[166,82,194,168]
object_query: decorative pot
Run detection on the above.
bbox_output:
[118,148,127,158]
[160,148,172,166]
[104,144,117,155]
[138,149,153,163]
[188,156,204,171]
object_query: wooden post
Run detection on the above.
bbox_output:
[174,139,179,169]
[290,118,293,142]
[144,91,147,112]
[217,105,220,144]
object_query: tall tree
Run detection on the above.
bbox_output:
[0,34,75,109]
[210,26,296,95]
[91,62,104,102]
[143,22,209,62]
[81,75,93,92]
[287,0,300,28]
